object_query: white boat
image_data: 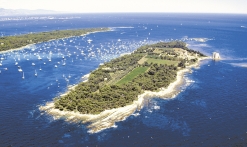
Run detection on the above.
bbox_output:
[15,62,18,65]
[18,68,23,72]
[38,56,42,60]
[87,39,92,43]
[22,72,25,79]
[35,70,37,76]
[32,63,35,66]
[62,61,66,66]
[39,66,42,71]
[54,65,57,68]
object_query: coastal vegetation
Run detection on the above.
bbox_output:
[0,28,109,52]
[54,41,206,114]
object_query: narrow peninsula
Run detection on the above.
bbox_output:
[0,27,110,52]
[40,41,207,133]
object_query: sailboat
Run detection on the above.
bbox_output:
[38,55,42,60]
[87,39,92,43]
[17,66,22,72]
[35,70,37,76]
[39,66,42,71]
[18,68,23,72]
[62,60,66,66]
[22,72,25,79]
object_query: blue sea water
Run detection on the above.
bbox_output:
[0,13,247,146]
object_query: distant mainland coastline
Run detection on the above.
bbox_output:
[0,27,110,52]
[40,41,208,133]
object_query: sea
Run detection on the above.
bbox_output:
[0,13,247,146]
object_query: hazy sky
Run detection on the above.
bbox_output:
[1,0,247,14]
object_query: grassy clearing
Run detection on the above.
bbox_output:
[138,55,148,65]
[146,58,179,65]
[117,67,149,85]
[153,48,163,54]
[158,47,174,51]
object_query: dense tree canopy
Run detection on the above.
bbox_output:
[54,41,205,114]
[0,28,109,52]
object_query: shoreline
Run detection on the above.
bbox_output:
[0,29,111,54]
[39,57,209,133]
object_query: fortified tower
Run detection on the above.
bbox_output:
[212,52,220,60]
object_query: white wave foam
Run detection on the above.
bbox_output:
[185,77,195,83]
[131,112,140,117]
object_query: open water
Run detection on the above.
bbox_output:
[0,13,247,146]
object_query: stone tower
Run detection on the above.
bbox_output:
[212,52,220,60]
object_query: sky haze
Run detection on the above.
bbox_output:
[0,0,246,14]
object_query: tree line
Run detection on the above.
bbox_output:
[0,28,109,52]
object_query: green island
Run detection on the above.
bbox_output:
[54,41,206,114]
[0,28,109,52]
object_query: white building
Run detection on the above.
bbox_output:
[212,52,220,60]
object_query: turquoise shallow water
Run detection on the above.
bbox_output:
[0,13,247,146]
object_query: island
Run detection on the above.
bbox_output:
[0,27,110,52]
[40,41,207,133]
[53,41,205,114]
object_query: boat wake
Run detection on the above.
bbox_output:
[229,62,247,68]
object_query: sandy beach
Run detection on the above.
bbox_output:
[39,57,209,133]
